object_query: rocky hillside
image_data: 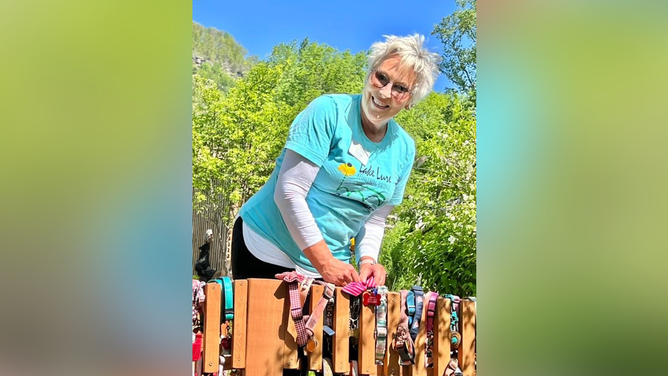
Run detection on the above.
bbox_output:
[192,21,256,91]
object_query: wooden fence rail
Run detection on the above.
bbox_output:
[200,278,476,376]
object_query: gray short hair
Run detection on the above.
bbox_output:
[367,34,441,107]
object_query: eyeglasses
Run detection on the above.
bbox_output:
[369,69,412,100]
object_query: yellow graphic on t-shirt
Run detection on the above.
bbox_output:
[338,162,356,176]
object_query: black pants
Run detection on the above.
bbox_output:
[231,216,296,279]
[231,216,307,375]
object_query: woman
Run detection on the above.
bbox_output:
[232,34,440,286]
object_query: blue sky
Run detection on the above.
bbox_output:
[192,0,457,92]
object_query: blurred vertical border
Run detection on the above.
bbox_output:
[478,0,668,375]
[0,1,192,375]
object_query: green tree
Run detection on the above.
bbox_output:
[192,40,368,272]
[376,0,478,296]
[381,92,476,296]
[195,61,237,93]
[192,21,253,75]
[192,21,257,93]
[192,29,477,296]
[432,0,477,97]
[270,39,367,109]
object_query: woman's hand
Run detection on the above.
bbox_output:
[359,262,387,286]
[319,257,360,287]
[303,240,360,287]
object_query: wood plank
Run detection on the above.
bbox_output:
[232,280,248,369]
[307,284,324,371]
[459,300,476,376]
[434,297,451,376]
[384,292,401,376]
[282,287,299,370]
[412,293,428,376]
[202,283,221,373]
[333,288,350,374]
[245,278,286,376]
[359,300,376,375]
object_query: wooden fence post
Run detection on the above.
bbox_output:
[434,297,451,376]
[245,279,286,376]
[232,280,248,370]
[359,300,377,375]
[203,283,221,373]
[307,284,324,371]
[333,288,351,374]
[412,294,428,376]
[459,299,476,376]
[383,291,402,376]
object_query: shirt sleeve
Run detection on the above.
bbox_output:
[274,149,324,250]
[284,95,337,167]
[355,205,394,264]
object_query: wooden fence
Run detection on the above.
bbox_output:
[199,278,476,376]
[192,207,232,276]
[192,181,236,276]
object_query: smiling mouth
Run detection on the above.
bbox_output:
[372,96,390,109]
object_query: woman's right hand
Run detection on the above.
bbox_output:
[319,257,360,286]
[302,240,360,286]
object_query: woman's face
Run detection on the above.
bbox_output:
[361,54,416,128]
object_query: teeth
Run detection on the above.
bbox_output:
[373,96,388,108]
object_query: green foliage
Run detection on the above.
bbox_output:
[192,21,253,75]
[193,7,477,296]
[380,92,476,296]
[194,61,237,93]
[270,39,367,109]
[192,40,367,222]
[432,0,477,98]
[192,22,257,93]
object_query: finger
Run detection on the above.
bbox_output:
[377,272,386,286]
[359,265,370,281]
[377,268,386,286]
[350,268,361,282]
[368,268,381,286]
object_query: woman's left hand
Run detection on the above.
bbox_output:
[359,263,387,286]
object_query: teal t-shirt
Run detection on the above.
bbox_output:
[239,94,415,272]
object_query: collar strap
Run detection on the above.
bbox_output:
[393,290,415,365]
[282,271,306,283]
[305,283,335,338]
[443,294,461,313]
[284,275,309,346]
[221,277,233,321]
[210,277,234,321]
[406,290,416,326]
[341,276,375,297]
[192,280,206,324]
[410,285,424,341]
[300,277,315,307]
[424,292,438,368]
[443,294,462,349]
[374,286,389,364]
